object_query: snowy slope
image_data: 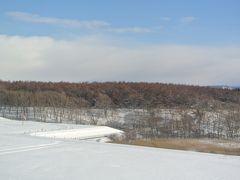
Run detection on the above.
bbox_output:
[0,117,240,180]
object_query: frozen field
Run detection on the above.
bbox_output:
[0,117,240,180]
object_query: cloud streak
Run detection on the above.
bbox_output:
[6,11,160,34]
[6,11,110,29]
[6,11,198,35]
[0,34,239,85]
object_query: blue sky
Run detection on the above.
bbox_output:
[0,0,240,85]
[1,0,239,44]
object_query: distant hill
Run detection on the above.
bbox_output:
[210,85,240,90]
[1,81,240,139]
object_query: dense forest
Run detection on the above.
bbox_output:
[0,80,240,109]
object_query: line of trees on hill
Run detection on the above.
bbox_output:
[0,80,240,109]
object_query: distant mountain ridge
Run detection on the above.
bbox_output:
[210,85,240,90]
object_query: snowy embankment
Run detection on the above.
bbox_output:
[0,116,123,142]
[30,126,123,140]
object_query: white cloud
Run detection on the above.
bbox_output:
[180,16,196,23]
[0,34,239,85]
[6,11,110,29]
[108,27,153,33]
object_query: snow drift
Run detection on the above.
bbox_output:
[30,126,123,140]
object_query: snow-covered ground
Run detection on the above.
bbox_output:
[0,117,240,180]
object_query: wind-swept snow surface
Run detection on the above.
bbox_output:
[0,117,240,180]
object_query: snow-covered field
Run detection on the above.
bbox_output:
[0,117,240,180]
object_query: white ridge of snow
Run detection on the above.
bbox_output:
[30,126,123,140]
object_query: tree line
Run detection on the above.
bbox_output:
[0,80,240,109]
